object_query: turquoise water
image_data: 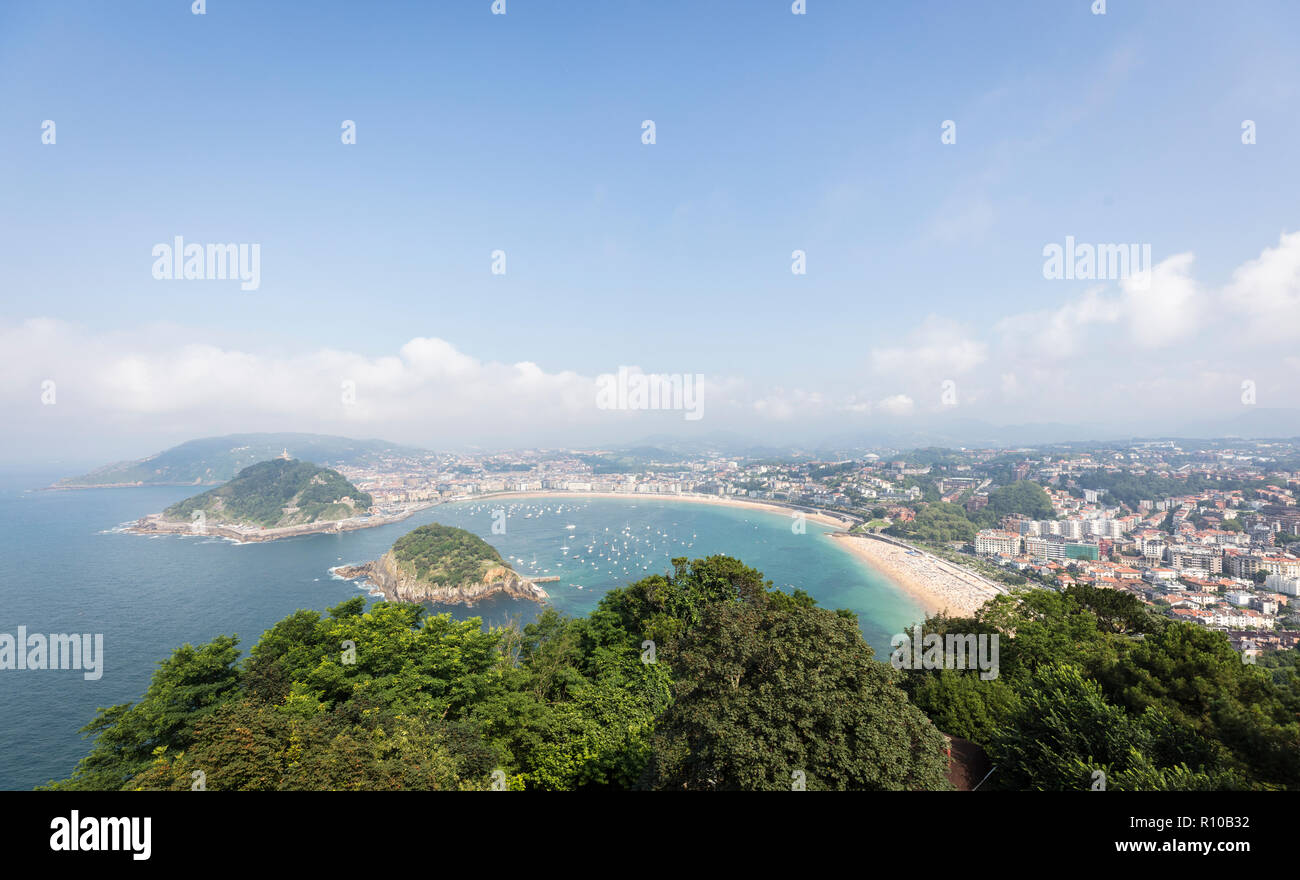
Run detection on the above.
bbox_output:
[0,474,922,790]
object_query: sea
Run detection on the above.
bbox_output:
[0,468,923,790]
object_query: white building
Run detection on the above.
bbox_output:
[975,530,1021,557]
[1264,574,1300,597]
[1026,535,1066,562]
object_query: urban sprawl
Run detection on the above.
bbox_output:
[330,438,1300,656]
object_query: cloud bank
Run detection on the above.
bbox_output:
[4,231,1299,458]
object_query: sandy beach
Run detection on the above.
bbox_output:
[473,490,1004,615]
[831,533,1005,618]
[477,490,854,529]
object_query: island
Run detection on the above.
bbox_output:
[125,457,429,542]
[332,523,549,606]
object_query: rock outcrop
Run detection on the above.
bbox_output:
[334,551,548,606]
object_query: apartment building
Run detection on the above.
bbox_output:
[1265,574,1300,597]
[974,530,1021,557]
[1026,535,1067,562]
[1260,556,1300,578]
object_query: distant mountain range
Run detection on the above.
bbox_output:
[55,433,429,487]
[52,410,1300,490]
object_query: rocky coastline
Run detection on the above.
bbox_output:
[332,551,549,606]
[123,503,433,543]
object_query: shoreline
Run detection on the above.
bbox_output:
[121,503,436,544]
[330,556,548,607]
[118,487,1003,619]
[46,481,223,491]
[830,533,1005,618]
[468,490,855,530]
[453,491,1006,616]
[459,491,995,616]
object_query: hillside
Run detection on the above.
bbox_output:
[46,555,958,791]
[392,524,505,584]
[48,553,1300,792]
[162,459,373,528]
[56,432,428,487]
[334,523,546,606]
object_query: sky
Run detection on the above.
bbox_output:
[2,0,1299,464]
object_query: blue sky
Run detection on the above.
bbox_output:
[2,1,1300,460]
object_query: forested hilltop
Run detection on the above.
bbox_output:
[333,523,548,606]
[885,480,1056,544]
[391,524,506,586]
[904,585,1300,790]
[43,550,1300,791]
[163,459,373,528]
[46,556,952,791]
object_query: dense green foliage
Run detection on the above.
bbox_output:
[645,596,950,790]
[901,585,1300,790]
[969,480,1055,526]
[897,448,968,468]
[163,459,372,527]
[884,480,1053,542]
[575,448,686,474]
[887,502,976,544]
[50,533,1299,792]
[46,556,951,791]
[391,523,507,585]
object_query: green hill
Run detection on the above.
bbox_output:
[57,432,429,487]
[390,524,507,586]
[163,459,373,528]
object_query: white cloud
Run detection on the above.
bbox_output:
[993,250,1201,359]
[877,394,914,416]
[1,322,601,443]
[871,317,987,376]
[994,286,1121,360]
[0,324,829,450]
[1222,230,1300,338]
[4,231,1299,455]
[885,232,1299,425]
[1121,251,1201,348]
[750,388,827,421]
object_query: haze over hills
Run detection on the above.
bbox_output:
[48,409,1300,492]
[631,409,1300,459]
[56,433,430,487]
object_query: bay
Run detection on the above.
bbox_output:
[0,474,922,790]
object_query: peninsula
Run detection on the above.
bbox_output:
[125,458,427,542]
[333,523,549,606]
